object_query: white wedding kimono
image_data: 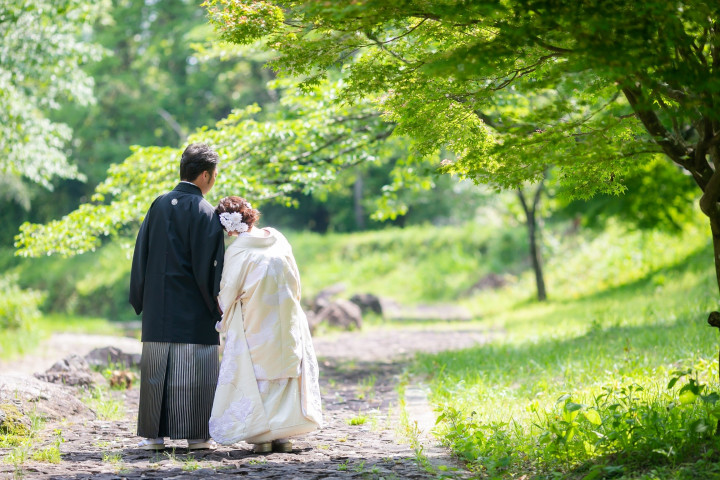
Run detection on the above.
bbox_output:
[209,228,322,445]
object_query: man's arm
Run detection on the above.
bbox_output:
[190,209,225,318]
[129,210,152,315]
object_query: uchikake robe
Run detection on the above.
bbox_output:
[209,228,323,444]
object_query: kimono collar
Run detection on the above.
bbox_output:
[173,182,203,196]
[229,228,278,249]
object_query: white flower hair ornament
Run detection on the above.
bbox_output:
[219,212,248,233]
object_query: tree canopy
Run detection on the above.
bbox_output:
[60,0,276,185]
[0,0,107,191]
[14,0,720,274]
[202,0,718,196]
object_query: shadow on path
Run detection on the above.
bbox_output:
[2,327,489,479]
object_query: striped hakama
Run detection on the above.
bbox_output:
[137,342,219,439]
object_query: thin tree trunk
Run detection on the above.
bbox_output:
[529,212,548,302]
[517,175,548,302]
[353,175,365,230]
[157,108,187,143]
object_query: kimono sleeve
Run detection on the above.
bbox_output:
[287,251,302,301]
[215,284,241,334]
[191,209,225,319]
[128,202,154,315]
[217,259,240,315]
[216,255,244,333]
[276,231,302,301]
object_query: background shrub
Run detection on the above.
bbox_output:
[0,275,42,331]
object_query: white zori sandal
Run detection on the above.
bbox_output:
[187,439,217,450]
[137,438,165,450]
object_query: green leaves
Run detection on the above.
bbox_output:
[0,0,108,189]
[14,80,412,256]
[17,0,720,257]
[15,145,179,257]
[583,408,602,426]
[525,380,720,472]
[203,0,284,45]
[207,0,720,207]
[667,369,720,408]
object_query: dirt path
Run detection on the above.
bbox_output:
[1,325,494,479]
[1,333,143,376]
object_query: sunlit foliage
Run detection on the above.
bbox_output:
[0,0,107,189]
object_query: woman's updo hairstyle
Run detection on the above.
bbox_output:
[215,196,260,232]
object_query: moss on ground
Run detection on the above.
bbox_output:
[0,402,31,439]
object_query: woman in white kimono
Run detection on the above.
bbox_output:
[209,196,322,453]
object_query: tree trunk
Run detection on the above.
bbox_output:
[622,71,720,432]
[698,155,720,299]
[517,176,548,302]
[708,219,720,435]
[711,219,720,296]
[353,175,365,230]
[701,150,720,434]
[528,207,548,302]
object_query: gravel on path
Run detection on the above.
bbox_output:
[1,325,493,479]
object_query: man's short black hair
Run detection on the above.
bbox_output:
[180,143,219,181]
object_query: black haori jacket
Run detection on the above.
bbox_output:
[129,182,225,345]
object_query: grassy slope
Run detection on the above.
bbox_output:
[286,221,528,304]
[0,241,136,321]
[413,217,720,479]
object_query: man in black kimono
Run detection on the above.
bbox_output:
[130,143,225,450]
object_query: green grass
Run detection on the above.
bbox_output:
[81,386,125,421]
[357,374,377,401]
[0,313,124,362]
[413,216,720,478]
[31,431,63,464]
[181,455,201,472]
[102,452,122,463]
[346,413,369,425]
[286,221,528,304]
[1,411,50,471]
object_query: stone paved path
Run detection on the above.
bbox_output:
[1,325,494,479]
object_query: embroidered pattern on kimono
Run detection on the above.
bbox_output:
[209,228,322,445]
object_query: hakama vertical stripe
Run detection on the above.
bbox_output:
[137,342,219,439]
